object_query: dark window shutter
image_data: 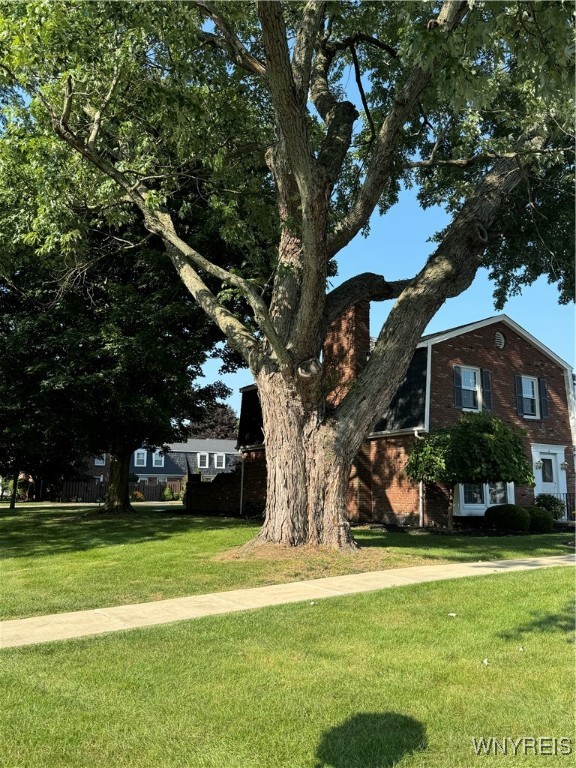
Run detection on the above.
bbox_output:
[538,378,549,419]
[481,369,492,412]
[453,366,463,408]
[514,375,524,415]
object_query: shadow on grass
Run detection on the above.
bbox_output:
[315,712,427,768]
[0,507,257,559]
[354,530,569,561]
[499,602,575,644]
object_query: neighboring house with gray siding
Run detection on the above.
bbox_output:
[88,439,240,484]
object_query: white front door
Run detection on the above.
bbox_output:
[531,444,567,498]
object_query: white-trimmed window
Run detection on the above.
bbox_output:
[453,366,492,412]
[457,481,513,516]
[134,449,147,467]
[152,450,164,468]
[94,455,106,467]
[197,453,209,469]
[518,375,539,418]
[461,367,480,410]
[214,453,226,469]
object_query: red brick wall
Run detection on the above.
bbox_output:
[323,300,370,408]
[369,435,421,526]
[428,321,575,503]
[346,435,421,526]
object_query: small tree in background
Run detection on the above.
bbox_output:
[188,404,238,440]
[406,413,534,529]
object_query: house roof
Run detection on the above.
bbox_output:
[166,439,240,455]
[417,314,572,371]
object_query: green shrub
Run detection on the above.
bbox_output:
[524,506,554,533]
[534,494,566,521]
[483,504,530,532]
[161,485,174,501]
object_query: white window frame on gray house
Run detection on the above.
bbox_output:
[94,455,106,467]
[152,450,164,468]
[197,452,209,469]
[214,453,226,469]
[134,449,147,467]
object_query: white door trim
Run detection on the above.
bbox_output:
[530,444,568,496]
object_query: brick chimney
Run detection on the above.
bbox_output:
[323,300,370,408]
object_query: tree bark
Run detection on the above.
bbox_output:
[103,446,134,513]
[447,487,454,531]
[9,469,18,510]
[255,371,357,550]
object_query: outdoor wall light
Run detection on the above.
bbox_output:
[560,462,568,471]
[534,460,543,470]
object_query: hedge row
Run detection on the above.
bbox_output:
[482,504,554,533]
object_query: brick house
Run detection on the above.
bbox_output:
[238,305,576,526]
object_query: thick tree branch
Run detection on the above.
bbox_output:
[324,273,411,326]
[292,0,326,106]
[334,135,546,435]
[257,0,316,196]
[38,86,293,370]
[259,1,332,362]
[328,0,469,258]
[311,35,358,182]
[193,1,267,77]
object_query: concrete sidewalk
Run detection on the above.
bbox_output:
[1,554,573,649]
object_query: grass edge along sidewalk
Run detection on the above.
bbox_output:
[1,554,573,648]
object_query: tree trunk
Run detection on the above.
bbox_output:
[9,469,18,510]
[103,447,134,513]
[256,371,357,550]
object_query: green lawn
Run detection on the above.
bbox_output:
[1,568,574,767]
[1,503,573,619]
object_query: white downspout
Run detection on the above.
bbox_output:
[418,481,424,528]
[414,429,425,527]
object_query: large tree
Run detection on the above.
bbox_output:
[0,1,573,546]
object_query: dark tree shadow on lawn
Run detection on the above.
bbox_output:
[353,530,568,561]
[0,508,257,559]
[315,712,427,768]
[498,602,575,644]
